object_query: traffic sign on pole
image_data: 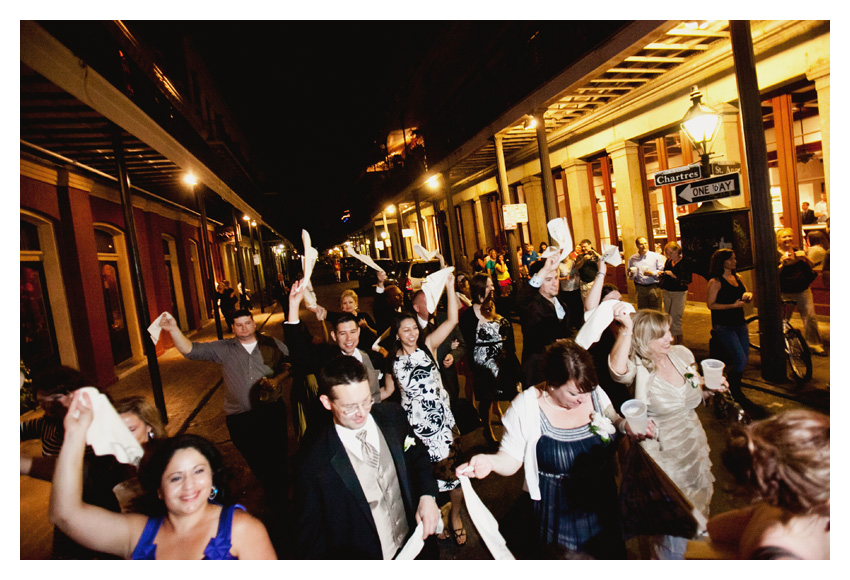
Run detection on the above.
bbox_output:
[653,162,704,187]
[675,172,741,206]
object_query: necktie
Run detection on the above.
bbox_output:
[356,429,379,470]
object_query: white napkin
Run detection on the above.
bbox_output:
[601,243,622,266]
[575,300,635,349]
[147,312,166,345]
[346,245,385,272]
[543,218,573,262]
[456,472,515,560]
[393,518,444,560]
[301,229,318,287]
[413,244,437,262]
[420,266,454,314]
[78,387,145,466]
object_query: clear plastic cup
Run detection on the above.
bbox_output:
[620,399,648,434]
[701,359,725,390]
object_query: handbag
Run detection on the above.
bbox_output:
[618,440,699,539]
[779,256,818,293]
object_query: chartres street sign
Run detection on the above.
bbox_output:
[675,172,741,206]
[653,162,704,187]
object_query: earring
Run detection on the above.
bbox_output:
[147,429,154,441]
[209,485,218,501]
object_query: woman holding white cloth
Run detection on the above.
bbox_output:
[457,339,653,559]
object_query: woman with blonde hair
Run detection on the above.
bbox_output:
[707,410,829,559]
[327,288,378,347]
[609,309,726,559]
[777,228,825,355]
[115,396,167,443]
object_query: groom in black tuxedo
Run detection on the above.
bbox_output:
[294,356,441,559]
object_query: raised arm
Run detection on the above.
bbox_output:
[607,302,634,376]
[158,312,193,355]
[49,390,145,559]
[583,258,608,312]
[425,273,458,352]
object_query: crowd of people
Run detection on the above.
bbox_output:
[21,233,829,561]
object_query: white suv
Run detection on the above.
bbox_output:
[400,259,442,299]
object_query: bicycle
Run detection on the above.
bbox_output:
[746,299,812,383]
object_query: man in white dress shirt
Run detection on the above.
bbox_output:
[627,236,665,310]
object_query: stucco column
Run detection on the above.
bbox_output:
[561,158,594,246]
[459,200,478,261]
[520,176,549,248]
[495,133,520,283]
[607,140,646,303]
[533,109,559,232]
[607,140,647,257]
[474,197,490,250]
[806,60,830,200]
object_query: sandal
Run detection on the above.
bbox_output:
[451,525,467,546]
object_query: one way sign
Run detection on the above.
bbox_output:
[675,172,741,206]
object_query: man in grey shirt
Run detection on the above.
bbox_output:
[158,309,290,534]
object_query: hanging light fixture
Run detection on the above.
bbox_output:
[681,86,721,175]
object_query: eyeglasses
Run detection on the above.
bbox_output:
[336,398,374,417]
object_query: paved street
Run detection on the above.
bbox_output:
[20,279,829,560]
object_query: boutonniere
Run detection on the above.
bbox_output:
[589,412,616,443]
[404,435,416,451]
[684,364,703,389]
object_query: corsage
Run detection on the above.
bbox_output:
[589,412,617,442]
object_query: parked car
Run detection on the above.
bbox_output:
[400,259,443,300]
[341,257,363,281]
[356,259,398,295]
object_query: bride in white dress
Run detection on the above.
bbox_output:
[608,309,728,559]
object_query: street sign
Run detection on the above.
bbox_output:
[675,172,741,206]
[653,162,704,187]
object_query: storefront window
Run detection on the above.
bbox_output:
[764,81,824,238]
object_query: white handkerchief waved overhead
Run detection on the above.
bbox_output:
[345,245,385,272]
[78,387,145,466]
[413,244,438,262]
[601,243,622,266]
[301,229,318,286]
[575,300,635,349]
[541,217,573,262]
[147,312,166,345]
[420,266,454,314]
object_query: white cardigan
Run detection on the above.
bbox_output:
[499,386,617,500]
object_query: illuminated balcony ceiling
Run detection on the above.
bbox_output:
[445,21,735,184]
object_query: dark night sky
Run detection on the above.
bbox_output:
[184,21,450,247]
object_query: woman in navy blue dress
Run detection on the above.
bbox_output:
[458,338,653,558]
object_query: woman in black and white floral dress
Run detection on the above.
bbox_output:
[383,271,468,545]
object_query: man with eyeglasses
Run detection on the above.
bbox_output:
[295,355,441,559]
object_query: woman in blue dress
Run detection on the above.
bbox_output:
[49,390,276,559]
[457,338,653,558]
